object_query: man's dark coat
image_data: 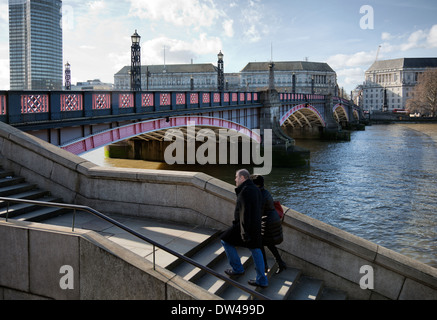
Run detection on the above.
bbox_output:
[221,179,263,249]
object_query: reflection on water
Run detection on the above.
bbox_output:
[82,124,437,268]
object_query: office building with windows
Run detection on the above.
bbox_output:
[114,61,338,94]
[9,0,63,90]
[362,58,437,112]
[114,64,222,92]
[240,61,338,95]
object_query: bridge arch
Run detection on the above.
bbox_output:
[280,104,326,129]
[61,116,261,155]
[352,108,360,121]
[333,104,349,124]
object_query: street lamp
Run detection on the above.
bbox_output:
[131,30,142,91]
[65,62,71,90]
[131,30,141,45]
[217,51,224,92]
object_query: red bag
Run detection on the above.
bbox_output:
[274,201,284,221]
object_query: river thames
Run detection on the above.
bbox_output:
[82,123,437,268]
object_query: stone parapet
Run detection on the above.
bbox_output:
[0,220,220,300]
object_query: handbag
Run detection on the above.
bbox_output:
[274,201,284,221]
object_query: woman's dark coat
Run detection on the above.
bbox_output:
[259,188,283,246]
[221,179,263,249]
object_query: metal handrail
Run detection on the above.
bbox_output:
[0,197,270,300]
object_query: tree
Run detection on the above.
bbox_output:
[406,68,437,117]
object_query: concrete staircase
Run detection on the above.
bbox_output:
[0,167,347,300]
[166,231,347,300]
[0,168,70,222]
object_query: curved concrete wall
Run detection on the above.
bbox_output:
[0,220,220,300]
[0,121,436,300]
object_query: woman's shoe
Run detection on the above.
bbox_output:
[276,264,287,274]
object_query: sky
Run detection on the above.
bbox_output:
[0,0,437,93]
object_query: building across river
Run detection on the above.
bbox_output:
[114,58,338,95]
[361,57,437,112]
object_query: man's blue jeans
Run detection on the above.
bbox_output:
[221,240,268,287]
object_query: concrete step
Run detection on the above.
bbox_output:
[319,287,348,300]
[287,275,324,300]
[257,267,301,300]
[169,238,225,282]
[216,248,267,300]
[0,189,50,208]
[191,251,233,295]
[16,207,71,222]
[0,176,25,188]
[0,196,62,219]
[0,182,38,197]
[193,247,252,297]
[0,169,15,179]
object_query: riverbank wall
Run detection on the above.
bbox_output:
[369,112,437,124]
[0,121,436,300]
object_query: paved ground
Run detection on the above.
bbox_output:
[45,211,218,268]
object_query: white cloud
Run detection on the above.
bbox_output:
[380,25,437,53]
[88,0,106,12]
[223,19,234,38]
[0,58,9,90]
[327,51,375,70]
[240,0,269,43]
[62,3,132,84]
[336,67,365,88]
[427,24,437,48]
[141,34,222,65]
[0,4,8,23]
[127,0,222,30]
[381,32,392,41]
[400,29,427,51]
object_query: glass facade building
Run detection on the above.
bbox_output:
[9,0,63,90]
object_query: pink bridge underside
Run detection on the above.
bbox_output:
[279,104,326,127]
[61,116,261,155]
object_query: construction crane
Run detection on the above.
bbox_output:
[375,45,381,62]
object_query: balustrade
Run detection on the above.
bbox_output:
[0,90,261,125]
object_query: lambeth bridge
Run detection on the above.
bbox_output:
[0,90,363,164]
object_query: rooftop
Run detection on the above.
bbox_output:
[115,63,218,75]
[240,61,335,73]
[367,57,437,72]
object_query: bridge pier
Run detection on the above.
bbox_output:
[320,94,351,141]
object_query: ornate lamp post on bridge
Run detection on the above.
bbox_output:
[130,30,142,91]
[64,62,71,90]
[217,51,224,92]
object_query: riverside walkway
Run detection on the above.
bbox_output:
[44,211,217,269]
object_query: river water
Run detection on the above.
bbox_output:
[82,123,437,268]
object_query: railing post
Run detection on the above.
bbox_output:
[153,245,156,270]
[72,208,76,232]
[6,201,9,222]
